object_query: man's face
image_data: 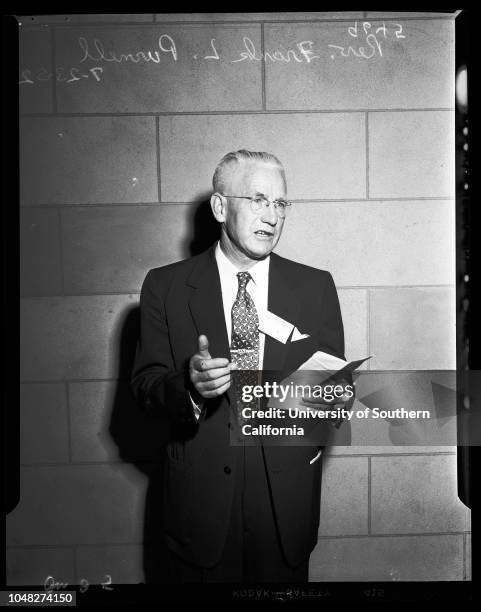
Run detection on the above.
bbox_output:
[221,162,286,262]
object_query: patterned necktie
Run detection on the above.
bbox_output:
[230,272,259,425]
[231,271,259,368]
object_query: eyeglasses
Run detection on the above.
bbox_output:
[222,195,292,218]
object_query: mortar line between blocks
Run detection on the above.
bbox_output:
[261,23,266,110]
[19,108,456,118]
[57,207,65,296]
[155,116,161,202]
[365,112,369,199]
[65,382,72,464]
[50,27,58,114]
[367,289,371,370]
[73,545,79,585]
[367,456,372,534]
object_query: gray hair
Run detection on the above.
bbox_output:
[212,149,287,193]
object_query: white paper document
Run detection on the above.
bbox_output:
[257,309,311,344]
[297,351,371,382]
[257,309,294,344]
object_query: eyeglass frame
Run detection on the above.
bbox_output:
[220,194,292,217]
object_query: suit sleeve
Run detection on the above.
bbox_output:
[131,270,199,426]
[315,271,346,361]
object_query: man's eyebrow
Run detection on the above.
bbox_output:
[252,192,287,200]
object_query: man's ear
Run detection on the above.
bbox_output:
[210,193,226,222]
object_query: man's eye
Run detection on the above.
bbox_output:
[275,200,287,208]
[252,197,265,204]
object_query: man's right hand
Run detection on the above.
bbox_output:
[189,335,234,399]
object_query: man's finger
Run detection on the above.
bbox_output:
[202,379,232,398]
[198,334,211,359]
[198,373,231,391]
[194,357,230,371]
[197,367,232,382]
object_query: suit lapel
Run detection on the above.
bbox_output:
[187,246,230,360]
[263,254,300,372]
[187,246,234,404]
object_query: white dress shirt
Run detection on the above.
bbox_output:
[191,242,270,419]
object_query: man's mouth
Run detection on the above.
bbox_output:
[254,230,273,237]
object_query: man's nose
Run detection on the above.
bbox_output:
[260,202,279,225]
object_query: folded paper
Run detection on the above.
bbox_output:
[291,327,311,341]
[258,309,311,344]
[258,309,294,344]
[298,351,371,377]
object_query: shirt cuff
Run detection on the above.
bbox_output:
[189,392,204,421]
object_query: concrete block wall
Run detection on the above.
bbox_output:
[12,11,470,585]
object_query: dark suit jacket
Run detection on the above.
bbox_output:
[131,245,346,568]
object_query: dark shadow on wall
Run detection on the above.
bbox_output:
[184,195,221,256]
[108,197,220,583]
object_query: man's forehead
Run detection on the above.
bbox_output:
[229,161,285,189]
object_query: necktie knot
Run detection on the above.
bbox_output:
[237,271,251,294]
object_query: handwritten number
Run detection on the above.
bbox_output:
[21,65,103,84]
[101,575,113,591]
[89,67,103,81]
[67,67,82,83]
[204,38,220,60]
[37,67,51,81]
[376,22,387,38]
[394,23,405,39]
[348,21,358,37]
[79,578,89,594]
[56,67,67,82]
[19,69,34,84]
[363,22,372,34]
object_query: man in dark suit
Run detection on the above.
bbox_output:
[131,150,347,582]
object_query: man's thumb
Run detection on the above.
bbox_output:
[198,334,211,358]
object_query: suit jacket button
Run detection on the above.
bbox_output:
[224,466,231,474]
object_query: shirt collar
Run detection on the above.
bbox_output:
[214,241,270,287]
